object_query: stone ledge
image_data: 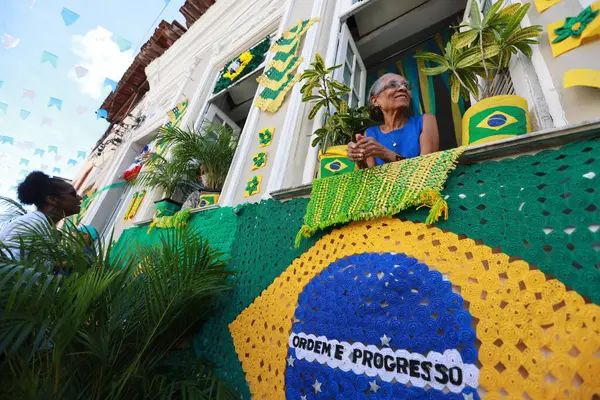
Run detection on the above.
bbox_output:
[132,204,220,227]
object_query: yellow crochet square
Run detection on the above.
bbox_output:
[533,0,563,13]
[258,128,274,148]
[244,174,262,198]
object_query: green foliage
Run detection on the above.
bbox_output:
[155,122,238,191]
[300,54,372,152]
[0,196,27,228]
[0,222,237,399]
[414,0,542,102]
[133,152,202,200]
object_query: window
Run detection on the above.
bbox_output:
[335,23,366,108]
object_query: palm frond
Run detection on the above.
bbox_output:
[0,196,27,227]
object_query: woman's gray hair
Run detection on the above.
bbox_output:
[367,73,397,121]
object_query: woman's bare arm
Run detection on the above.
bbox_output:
[420,113,440,155]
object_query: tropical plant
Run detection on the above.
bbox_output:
[155,122,238,191]
[133,152,203,200]
[0,195,27,227]
[414,0,542,102]
[0,222,237,399]
[300,54,373,153]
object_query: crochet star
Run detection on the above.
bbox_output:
[300,396,307,400]
[463,394,474,400]
[380,334,391,347]
[553,6,599,43]
[369,380,380,393]
[287,355,295,367]
[312,379,322,394]
[259,129,272,146]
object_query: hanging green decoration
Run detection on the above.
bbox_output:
[213,36,271,94]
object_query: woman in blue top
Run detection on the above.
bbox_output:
[347,73,439,167]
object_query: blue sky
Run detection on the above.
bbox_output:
[0,0,186,198]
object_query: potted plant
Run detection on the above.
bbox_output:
[155,121,238,209]
[133,153,202,216]
[300,54,373,178]
[415,0,542,146]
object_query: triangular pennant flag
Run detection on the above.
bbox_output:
[0,102,7,114]
[0,136,14,144]
[54,155,63,162]
[41,51,58,68]
[20,169,30,176]
[48,145,58,154]
[77,151,86,159]
[116,37,132,52]
[52,167,61,174]
[76,105,88,115]
[22,89,35,101]
[19,158,29,166]
[67,159,77,166]
[40,164,48,171]
[97,109,108,119]
[2,34,20,49]
[48,97,63,111]
[61,7,80,26]
[42,117,53,127]
[74,65,88,78]
[33,148,45,157]
[104,78,118,92]
[20,109,31,120]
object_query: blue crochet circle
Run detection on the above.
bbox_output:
[285,253,479,399]
[486,114,507,127]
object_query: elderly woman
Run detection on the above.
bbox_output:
[347,73,439,166]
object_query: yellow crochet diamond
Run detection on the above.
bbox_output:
[476,111,518,131]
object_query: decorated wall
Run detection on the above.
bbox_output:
[112,138,599,398]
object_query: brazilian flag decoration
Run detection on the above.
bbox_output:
[462,95,530,146]
[111,139,600,399]
[213,36,271,94]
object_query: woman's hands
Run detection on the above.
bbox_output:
[347,134,398,164]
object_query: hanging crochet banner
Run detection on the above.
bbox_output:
[213,36,271,94]
[165,98,189,129]
[52,167,61,174]
[0,136,14,144]
[77,151,86,159]
[97,109,108,119]
[67,159,78,166]
[255,18,319,113]
[116,37,132,52]
[548,3,600,57]
[296,147,465,246]
[48,145,58,154]
[20,109,31,120]
[104,78,118,92]
[33,148,45,157]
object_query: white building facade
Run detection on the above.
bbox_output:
[78,0,600,240]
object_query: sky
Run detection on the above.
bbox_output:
[0,0,187,199]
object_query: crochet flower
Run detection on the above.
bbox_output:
[553,6,599,43]
[259,129,273,147]
[253,152,266,169]
[246,176,260,196]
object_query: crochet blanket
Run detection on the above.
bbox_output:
[296,147,466,246]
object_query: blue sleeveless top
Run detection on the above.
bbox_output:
[365,115,423,165]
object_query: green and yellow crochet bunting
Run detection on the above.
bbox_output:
[255,18,319,113]
[296,147,466,246]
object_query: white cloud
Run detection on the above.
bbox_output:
[69,26,134,99]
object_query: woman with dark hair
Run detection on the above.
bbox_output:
[347,73,440,166]
[0,171,81,260]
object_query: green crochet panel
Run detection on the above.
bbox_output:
[111,139,599,398]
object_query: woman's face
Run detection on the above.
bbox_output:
[370,74,412,115]
[52,182,82,217]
